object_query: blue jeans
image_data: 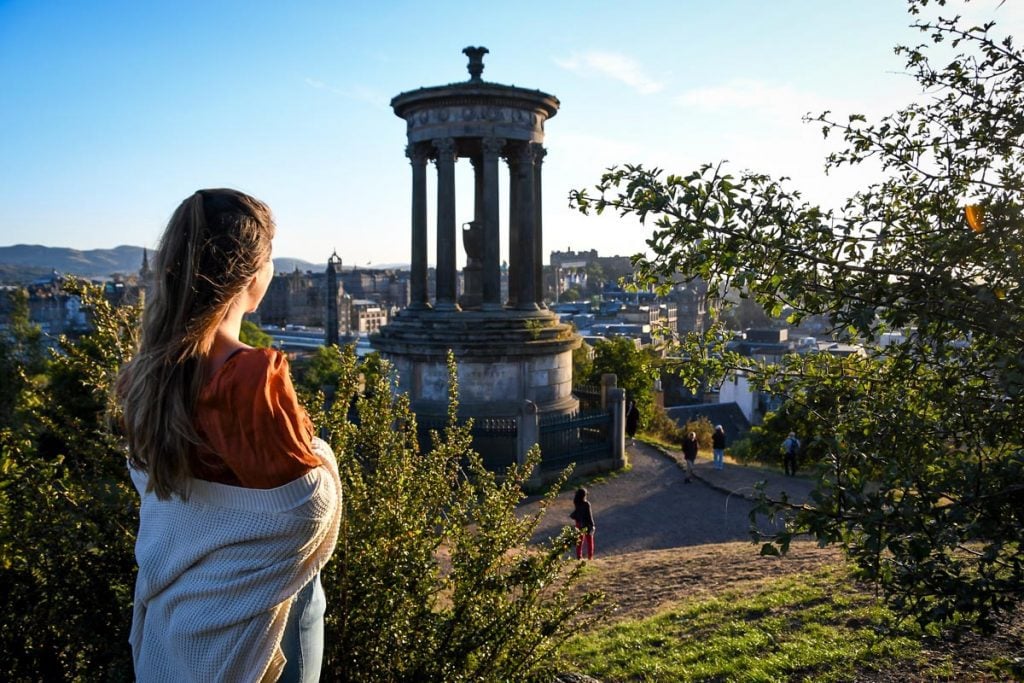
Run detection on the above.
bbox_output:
[713,448,725,470]
[279,574,326,683]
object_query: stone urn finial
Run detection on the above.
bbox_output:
[462,46,489,82]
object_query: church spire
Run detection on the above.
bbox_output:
[139,247,151,280]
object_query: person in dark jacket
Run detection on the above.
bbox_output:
[712,425,727,470]
[569,487,596,560]
[782,432,801,476]
[625,400,640,445]
[681,431,699,483]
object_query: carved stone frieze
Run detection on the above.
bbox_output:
[402,104,549,144]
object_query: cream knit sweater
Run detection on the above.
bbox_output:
[130,437,341,682]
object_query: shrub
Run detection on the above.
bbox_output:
[0,281,139,680]
[643,404,683,444]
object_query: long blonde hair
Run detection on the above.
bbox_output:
[118,189,275,499]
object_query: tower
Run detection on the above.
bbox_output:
[325,251,343,347]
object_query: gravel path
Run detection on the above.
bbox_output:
[525,442,786,556]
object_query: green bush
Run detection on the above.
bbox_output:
[643,407,715,451]
[725,435,756,465]
[0,281,139,680]
[585,337,658,428]
[643,404,683,444]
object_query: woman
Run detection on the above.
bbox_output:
[681,431,699,483]
[712,425,727,470]
[118,189,341,682]
[570,487,596,560]
[625,400,640,444]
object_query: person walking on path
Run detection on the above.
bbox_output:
[569,487,596,560]
[712,425,727,470]
[117,189,342,683]
[625,400,640,445]
[681,431,699,483]
[782,431,801,477]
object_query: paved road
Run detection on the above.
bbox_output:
[525,442,798,556]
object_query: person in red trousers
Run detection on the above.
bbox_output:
[570,487,596,560]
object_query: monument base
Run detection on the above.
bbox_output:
[371,308,582,468]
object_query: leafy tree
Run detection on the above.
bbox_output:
[297,344,349,394]
[572,339,593,388]
[571,0,1024,629]
[239,318,273,348]
[586,337,659,427]
[297,345,386,402]
[561,287,582,301]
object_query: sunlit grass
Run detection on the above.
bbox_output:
[559,565,924,682]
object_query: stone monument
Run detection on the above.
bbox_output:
[372,47,581,466]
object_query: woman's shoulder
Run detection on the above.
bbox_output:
[201,347,290,398]
[228,346,285,370]
[218,346,285,377]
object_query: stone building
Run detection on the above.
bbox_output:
[350,299,388,334]
[549,248,635,298]
[674,277,709,336]
[261,259,353,340]
[261,268,336,329]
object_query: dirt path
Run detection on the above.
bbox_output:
[525,442,787,555]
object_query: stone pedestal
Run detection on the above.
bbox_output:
[373,308,580,465]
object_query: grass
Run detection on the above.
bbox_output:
[558,564,925,682]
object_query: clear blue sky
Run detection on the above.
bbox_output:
[1,1,1018,266]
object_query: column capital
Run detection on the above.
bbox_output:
[531,143,548,166]
[433,137,457,162]
[406,143,430,164]
[481,137,506,157]
[515,141,536,165]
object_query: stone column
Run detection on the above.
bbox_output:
[406,144,430,309]
[600,373,617,411]
[532,144,547,308]
[433,137,458,310]
[517,400,539,466]
[481,137,504,310]
[506,152,519,307]
[516,143,538,310]
[471,156,484,223]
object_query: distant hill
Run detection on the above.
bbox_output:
[273,257,326,273]
[0,245,146,282]
[0,245,405,284]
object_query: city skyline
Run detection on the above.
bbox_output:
[2,1,1021,266]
